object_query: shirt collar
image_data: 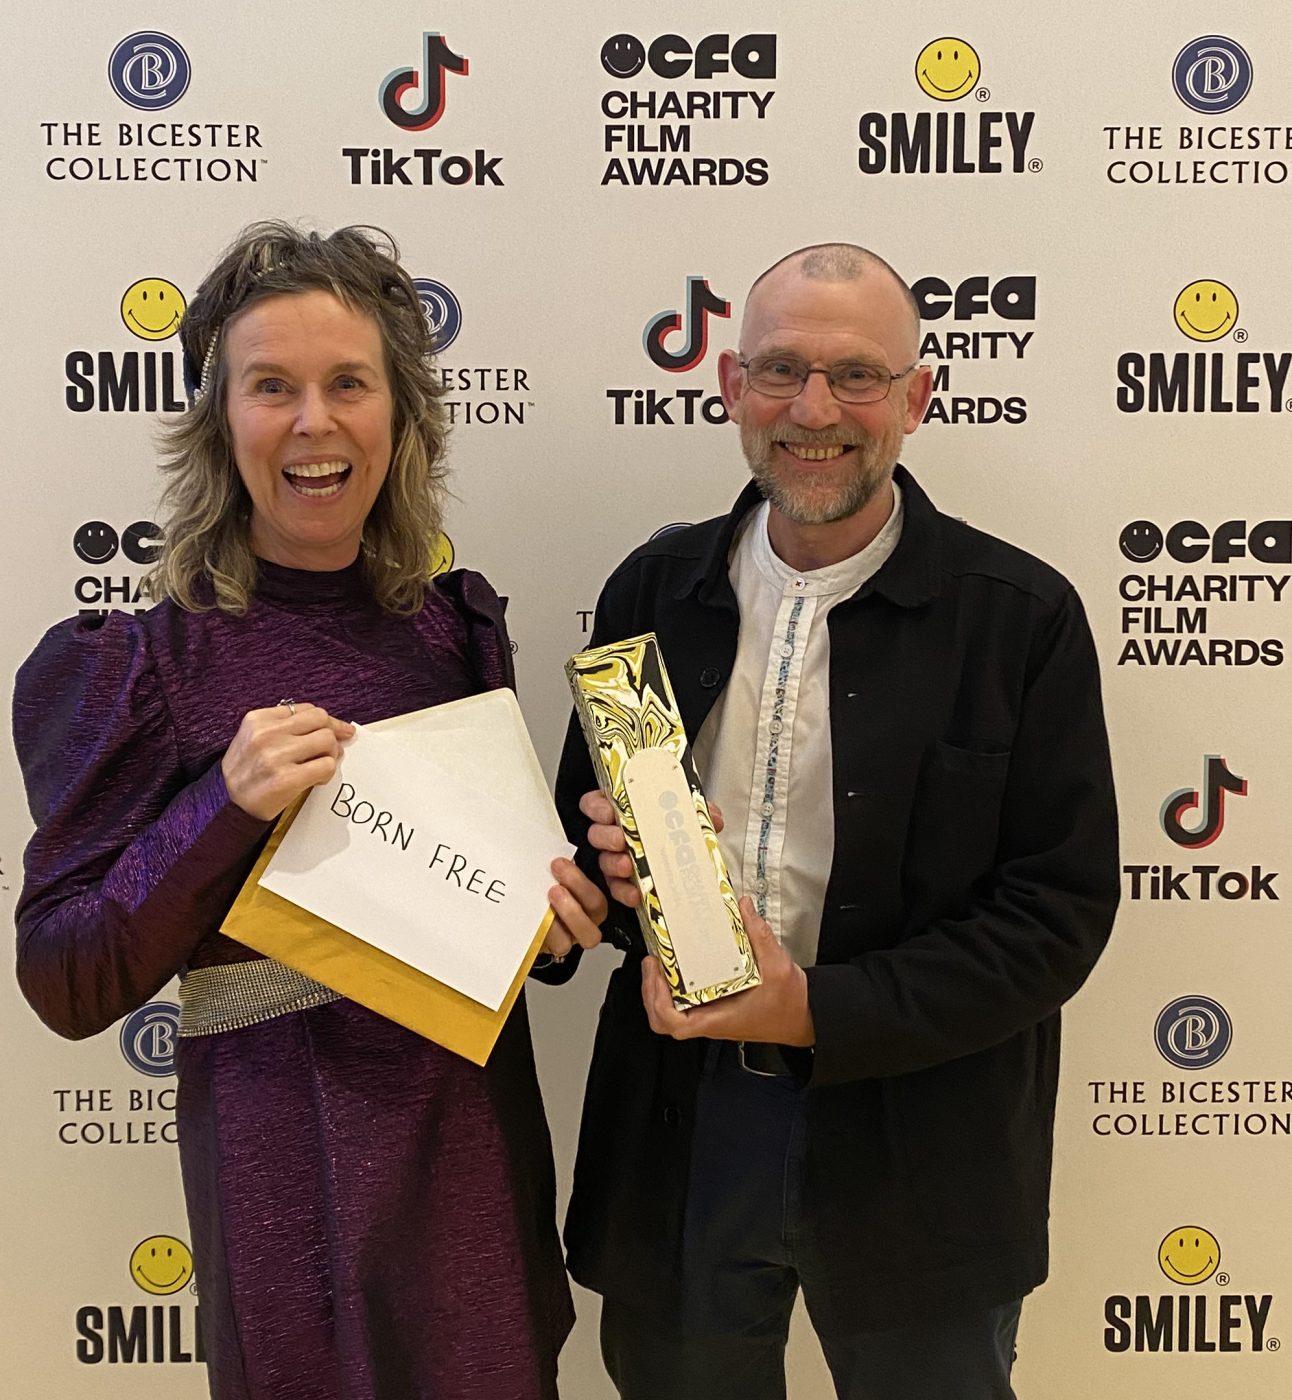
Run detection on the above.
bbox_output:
[683,464,944,610]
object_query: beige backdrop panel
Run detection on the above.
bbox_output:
[2,2,1287,1396]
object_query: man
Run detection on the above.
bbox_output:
[551,244,1119,1399]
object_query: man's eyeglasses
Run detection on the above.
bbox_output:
[739,355,920,404]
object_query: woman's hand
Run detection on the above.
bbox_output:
[540,857,608,960]
[221,702,355,822]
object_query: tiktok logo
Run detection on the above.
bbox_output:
[380,32,469,131]
[1160,756,1247,849]
[643,277,731,373]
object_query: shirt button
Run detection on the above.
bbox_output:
[769,719,783,735]
[779,644,794,659]
[699,667,721,688]
[760,802,774,817]
[791,577,807,591]
[663,1105,681,1127]
[755,879,768,894]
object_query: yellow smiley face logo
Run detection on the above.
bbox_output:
[120,277,186,342]
[915,38,981,101]
[129,1235,194,1295]
[428,531,455,578]
[1158,1226,1220,1285]
[1174,280,1238,342]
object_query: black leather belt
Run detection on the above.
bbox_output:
[737,1041,813,1082]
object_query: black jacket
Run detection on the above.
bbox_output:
[553,466,1120,1328]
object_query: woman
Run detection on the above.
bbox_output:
[13,223,604,1399]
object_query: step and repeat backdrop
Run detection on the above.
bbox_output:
[1,4,1288,1397]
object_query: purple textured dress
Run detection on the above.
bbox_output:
[13,560,574,1400]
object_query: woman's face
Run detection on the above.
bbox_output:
[223,290,394,571]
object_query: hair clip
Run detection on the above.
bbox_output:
[192,329,220,405]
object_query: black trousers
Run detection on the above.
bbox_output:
[599,1043,1021,1400]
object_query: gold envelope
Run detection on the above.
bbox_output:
[221,695,559,1066]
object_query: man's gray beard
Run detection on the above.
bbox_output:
[740,418,903,526]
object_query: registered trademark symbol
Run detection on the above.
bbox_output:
[1285,398,1292,411]
[1233,328,1248,343]
[1268,1336,1280,1351]
[1028,158,1043,173]
[1215,1272,1230,1286]
[976,88,990,102]
[510,640,518,654]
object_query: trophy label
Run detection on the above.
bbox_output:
[624,748,749,990]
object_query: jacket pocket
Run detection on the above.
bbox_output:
[901,741,1012,915]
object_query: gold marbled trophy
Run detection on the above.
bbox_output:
[566,633,759,1009]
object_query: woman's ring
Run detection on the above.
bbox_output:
[278,698,297,717]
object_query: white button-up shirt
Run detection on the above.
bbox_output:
[692,484,904,967]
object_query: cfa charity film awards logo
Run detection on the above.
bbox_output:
[71,515,163,614]
[608,276,731,426]
[344,32,502,187]
[912,273,1035,425]
[1103,1226,1277,1355]
[1113,508,1289,668]
[598,30,776,187]
[75,1235,203,1365]
[858,37,1038,177]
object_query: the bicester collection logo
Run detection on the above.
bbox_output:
[608,277,731,426]
[858,37,1039,178]
[344,31,503,187]
[54,999,180,1145]
[40,32,265,185]
[1103,33,1287,187]
[414,278,532,428]
[599,31,775,187]
[1103,1226,1277,1355]
[1086,992,1291,1140]
[1117,278,1291,415]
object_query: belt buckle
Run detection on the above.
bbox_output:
[737,1041,784,1078]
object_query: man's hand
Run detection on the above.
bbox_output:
[540,857,608,959]
[641,897,815,1047]
[579,787,723,909]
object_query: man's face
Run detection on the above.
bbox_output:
[718,270,931,526]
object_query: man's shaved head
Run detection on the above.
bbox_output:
[742,243,921,356]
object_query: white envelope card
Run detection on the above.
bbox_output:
[258,694,573,1011]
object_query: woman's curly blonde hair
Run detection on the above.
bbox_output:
[148,221,448,615]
